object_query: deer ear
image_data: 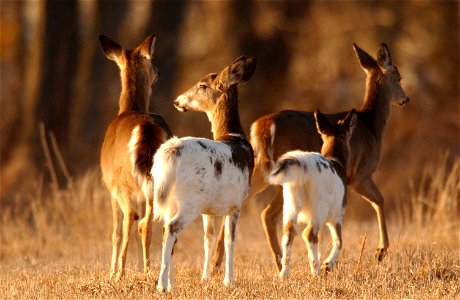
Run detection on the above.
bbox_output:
[353,43,378,74]
[340,109,357,137]
[138,34,156,59]
[99,35,122,61]
[315,109,333,136]
[376,43,392,69]
[227,56,247,86]
[240,57,257,84]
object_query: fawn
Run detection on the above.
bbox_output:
[269,109,356,279]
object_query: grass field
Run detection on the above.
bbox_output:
[1,157,459,299]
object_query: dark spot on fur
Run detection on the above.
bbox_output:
[316,161,322,173]
[218,136,254,179]
[197,141,208,150]
[134,213,139,221]
[230,209,240,241]
[214,160,223,179]
[272,158,300,176]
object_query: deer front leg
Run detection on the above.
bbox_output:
[354,178,389,262]
[202,214,215,281]
[302,224,320,275]
[261,189,283,272]
[211,217,226,274]
[223,208,240,287]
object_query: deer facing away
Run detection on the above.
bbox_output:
[99,34,172,281]
[212,43,409,272]
[152,56,256,292]
[269,109,357,279]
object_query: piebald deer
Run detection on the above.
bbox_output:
[212,43,409,271]
[269,109,357,279]
[152,56,256,292]
[99,34,172,280]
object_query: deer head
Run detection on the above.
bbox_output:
[173,56,257,113]
[353,43,409,107]
[315,109,357,164]
[99,34,159,113]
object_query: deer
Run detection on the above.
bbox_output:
[151,56,256,292]
[269,109,357,279]
[211,43,409,272]
[99,34,172,281]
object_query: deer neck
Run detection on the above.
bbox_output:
[208,87,245,140]
[359,71,391,142]
[118,67,150,115]
[322,141,349,181]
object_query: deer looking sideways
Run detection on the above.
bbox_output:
[151,56,256,292]
[269,109,357,279]
[212,43,409,272]
[99,34,172,281]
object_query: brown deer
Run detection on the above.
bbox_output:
[99,34,172,280]
[212,43,409,272]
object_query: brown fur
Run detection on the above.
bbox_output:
[99,34,172,280]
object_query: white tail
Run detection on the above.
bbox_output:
[99,34,172,281]
[271,109,356,279]
[154,56,257,292]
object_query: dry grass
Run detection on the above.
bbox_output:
[1,157,459,299]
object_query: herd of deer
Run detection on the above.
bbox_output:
[99,33,409,292]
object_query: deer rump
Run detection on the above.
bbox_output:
[153,136,253,220]
[269,150,345,223]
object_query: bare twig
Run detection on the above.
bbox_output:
[39,122,58,191]
[49,131,73,187]
[354,233,367,275]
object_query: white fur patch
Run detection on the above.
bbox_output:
[153,136,251,221]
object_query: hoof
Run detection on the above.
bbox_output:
[321,263,332,273]
[375,248,387,262]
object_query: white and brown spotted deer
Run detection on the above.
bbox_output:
[99,34,172,280]
[269,109,356,279]
[212,43,409,272]
[152,56,256,292]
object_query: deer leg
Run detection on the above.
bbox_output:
[157,217,183,293]
[279,218,297,280]
[138,189,153,275]
[110,197,122,280]
[223,208,240,287]
[202,214,215,281]
[211,166,269,272]
[302,224,320,275]
[261,188,283,272]
[354,178,389,262]
[321,222,342,272]
[116,205,135,281]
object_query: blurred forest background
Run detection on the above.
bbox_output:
[1,1,459,218]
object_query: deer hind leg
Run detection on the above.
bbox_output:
[354,178,389,262]
[110,197,122,280]
[158,217,182,293]
[115,196,137,281]
[279,218,297,280]
[302,223,320,275]
[321,222,342,272]
[223,208,240,287]
[202,214,215,281]
[261,187,283,272]
[138,184,153,275]
[211,166,269,273]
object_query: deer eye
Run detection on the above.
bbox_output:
[199,84,207,91]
